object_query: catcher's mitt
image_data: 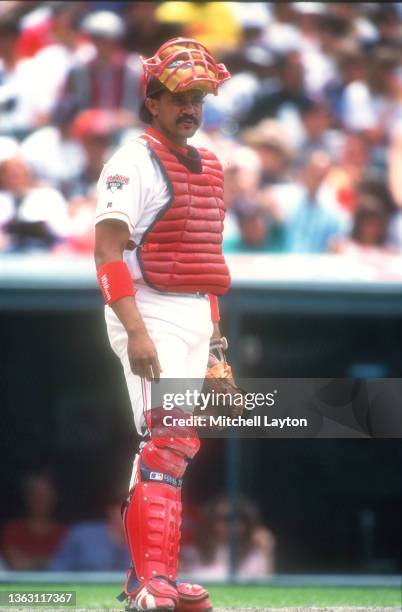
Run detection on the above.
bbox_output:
[196,337,244,423]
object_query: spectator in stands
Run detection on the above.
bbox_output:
[13,3,52,60]
[324,46,367,128]
[0,153,69,252]
[216,6,274,123]
[262,150,348,253]
[324,131,372,214]
[27,3,85,123]
[20,107,86,198]
[292,2,336,98]
[263,2,301,56]
[14,2,81,60]
[293,2,326,48]
[0,1,400,264]
[54,11,142,126]
[68,108,117,200]
[316,12,354,62]
[223,202,283,254]
[223,144,262,244]
[1,470,66,570]
[297,98,343,162]
[242,50,310,137]
[339,46,402,143]
[216,44,274,125]
[330,182,399,255]
[223,3,272,71]
[331,199,389,256]
[367,4,401,50]
[123,2,182,58]
[38,109,118,254]
[242,120,294,188]
[180,495,275,579]
[358,179,402,252]
[51,492,130,571]
[0,18,39,137]
[325,2,378,47]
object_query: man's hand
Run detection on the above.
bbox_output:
[127,328,162,382]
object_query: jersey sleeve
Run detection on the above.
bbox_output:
[95,148,146,233]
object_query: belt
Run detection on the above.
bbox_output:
[135,279,208,299]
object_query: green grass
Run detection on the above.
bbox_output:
[208,585,401,607]
[0,583,401,609]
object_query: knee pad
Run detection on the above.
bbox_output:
[141,435,200,480]
[143,406,200,479]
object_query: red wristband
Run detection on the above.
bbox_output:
[97,260,136,305]
[208,294,220,322]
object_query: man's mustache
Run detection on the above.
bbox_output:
[177,115,199,126]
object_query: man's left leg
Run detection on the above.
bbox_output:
[114,294,213,610]
[122,423,213,611]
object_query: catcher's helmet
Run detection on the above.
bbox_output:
[141,37,231,95]
[140,37,230,123]
[139,37,231,123]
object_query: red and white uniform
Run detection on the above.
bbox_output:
[95,129,228,436]
[96,35,231,611]
[96,32,230,612]
[96,127,228,611]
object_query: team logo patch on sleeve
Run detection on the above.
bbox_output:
[106,174,129,193]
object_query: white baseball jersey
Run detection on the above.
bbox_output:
[96,136,213,441]
[95,138,169,280]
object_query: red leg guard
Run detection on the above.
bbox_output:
[124,424,200,586]
[125,478,181,582]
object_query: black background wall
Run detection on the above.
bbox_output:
[1,308,401,573]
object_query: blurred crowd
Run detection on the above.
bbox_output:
[1,1,402,258]
[0,470,274,577]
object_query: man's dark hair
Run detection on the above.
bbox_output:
[139,77,169,124]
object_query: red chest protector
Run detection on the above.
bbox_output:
[136,131,231,295]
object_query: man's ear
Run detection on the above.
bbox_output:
[145,97,159,119]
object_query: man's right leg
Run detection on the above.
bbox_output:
[122,430,200,611]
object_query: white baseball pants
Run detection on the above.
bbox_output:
[104,283,213,436]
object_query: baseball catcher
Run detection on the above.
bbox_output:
[94,37,237,611]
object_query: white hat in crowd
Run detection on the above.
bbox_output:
[80,11,125,40]
[292,2,326,15]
